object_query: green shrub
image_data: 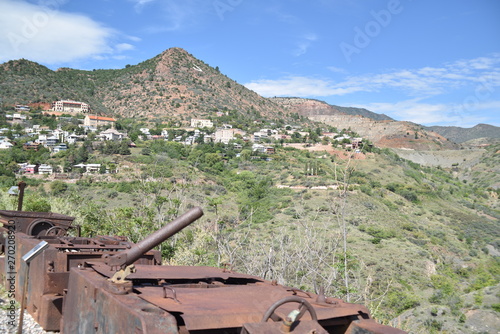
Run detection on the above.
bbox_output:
[424,319,443,331]
[23,196,51,212]
[474,291,483,305]
[360,184,372,195]
[399,189,419,202]
[385,290,420,315]
[50,180,68,195]
[364,226,396,240]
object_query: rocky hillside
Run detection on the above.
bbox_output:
[271,97,393,121]
[0,48,286,121]
[427,124,500,143]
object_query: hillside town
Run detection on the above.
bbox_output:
[0,100,366,176]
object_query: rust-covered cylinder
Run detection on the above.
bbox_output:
[103,206,203,268]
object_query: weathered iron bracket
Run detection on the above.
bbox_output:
[109,264,136,283]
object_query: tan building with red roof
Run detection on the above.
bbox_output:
[84,115,116,127]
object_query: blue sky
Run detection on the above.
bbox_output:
[1,0,499,128]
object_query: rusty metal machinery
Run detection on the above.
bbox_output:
[1,207,407,333]
[0,209,76,236]
[0,210,162,331]
[64,262,406,334]
[3,232,162,331]
[0,209,78,253]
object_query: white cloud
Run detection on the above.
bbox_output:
[0,0,127,64]
[352,99,494,127]
[246,54,500,98]
[131,0,156,13]
[126,35,142,43]
[354,99,451,125]
[327,66,348,74]
[140,0,214,32]
[245,76,364,97]
[264,5,300,24]
[115,43,135,52]
[293,33,318,57]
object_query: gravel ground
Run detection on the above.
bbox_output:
[0,298,51,334]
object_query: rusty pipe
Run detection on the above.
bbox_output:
[103,207,203,268]
[17,181,26,211]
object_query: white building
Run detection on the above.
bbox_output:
[67,134,84,144]
[0,140,14,149]
[53,144,68,153]
[38,164,53,175]
[214,128,245,144]
[11,113,27,121]
[190,119,213,128]
[74,163,102,173]
[52,100,90,113]
[37,134,58,147]
[98,128,126,141]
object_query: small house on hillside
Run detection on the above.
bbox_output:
[23,142,42,151]
[38,164,53,175]
[73,163,102,173]
[0,140,13,149]
[98,128,126,141]
[53,144,68,153]
[25,164,39,174]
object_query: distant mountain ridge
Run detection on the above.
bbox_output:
[270,97,393,121]
[426,124,500,143]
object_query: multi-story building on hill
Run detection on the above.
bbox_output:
[52,100,90,113]
[190,118,213,128]
[214,128,246,144]
[83,115,116,128]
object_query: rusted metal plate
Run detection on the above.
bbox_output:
[90,263,264,280]
[346,319,408,334]
[242,320,330,334]
[45,272,68,294]
[62,268,179,334]
[136,283,365,331]
[0,210,75,221]
[37,294,64,331]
